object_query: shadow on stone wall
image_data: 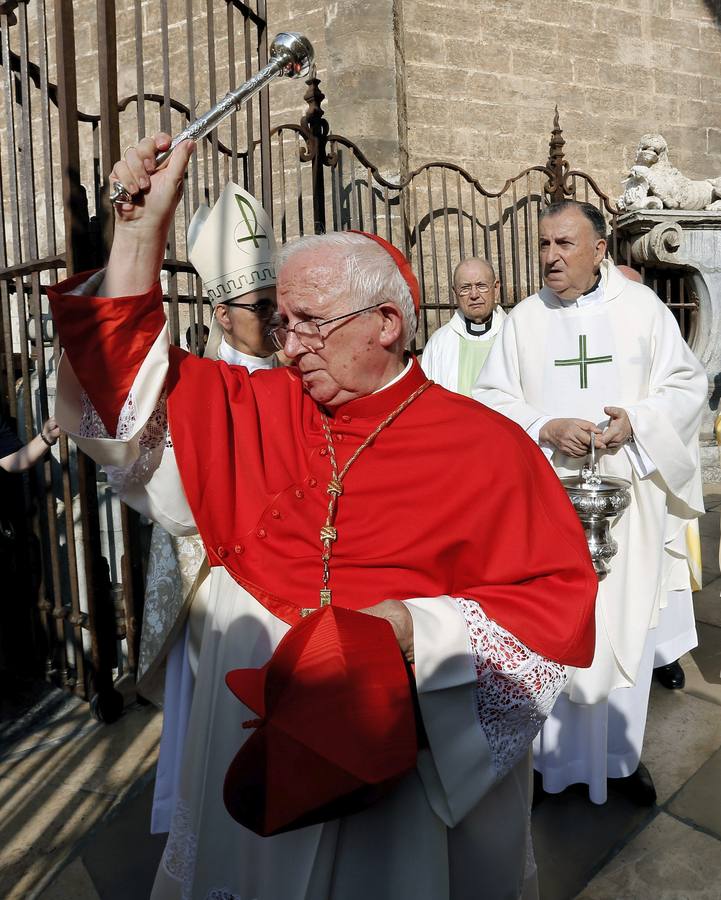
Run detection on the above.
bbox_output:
[705,1,721,24]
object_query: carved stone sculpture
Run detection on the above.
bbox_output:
[618,134,721,212]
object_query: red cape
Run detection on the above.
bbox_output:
[49,277,597,666]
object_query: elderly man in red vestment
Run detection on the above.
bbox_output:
[49,136,597,900]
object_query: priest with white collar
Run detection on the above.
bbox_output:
[475,200,706,806]
[420,257,506,396]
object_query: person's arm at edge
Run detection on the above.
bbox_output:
[0,418,60,473]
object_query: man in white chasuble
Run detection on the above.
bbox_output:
[421,257,506,395]
[476,200,706,805]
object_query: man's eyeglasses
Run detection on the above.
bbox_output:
[455,283,493,296]
[269,303,384,352]
[222,298,275,315]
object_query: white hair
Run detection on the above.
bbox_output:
[276,232,418,350]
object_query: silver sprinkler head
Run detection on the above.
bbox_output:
[269,32,314,78]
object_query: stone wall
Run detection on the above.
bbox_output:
[12,0,721,216]
[397,0,721,198]
[4,0,721,267]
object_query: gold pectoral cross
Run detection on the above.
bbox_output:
[300,589,332,617]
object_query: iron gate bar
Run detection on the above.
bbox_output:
[226,2,239,185]
[440,170,451,292]
[36,0,57,253]
[228,0,265,30]
[206,0,221,202]
[133,0,145,138]
[511,181,521,298]
[256,0,271,213]
[455,172,463,262]
[0,134,15,419]
[184,0,203,352]
[243,8,255,195]
[469,189,477,259]
[383,184,391,244]
[54,0,116,705]
[1,15,22,267]
[97,0,121,258]
[278,130,287,242]
[54,0,90,277]
[57,425,86,693]
[12,0,63,674]
[525,173,534,296]
[296,130,304,235]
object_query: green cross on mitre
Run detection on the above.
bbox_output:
[234,193,269,249]
[554,334,613,389]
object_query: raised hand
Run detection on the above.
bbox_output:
[110,134,194,228]
[100,134,195,298]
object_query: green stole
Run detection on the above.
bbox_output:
[457,334,494,397]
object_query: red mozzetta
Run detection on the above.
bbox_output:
[49,277,597,667]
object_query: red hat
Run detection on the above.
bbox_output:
[349,230,421,313]
[223,605,418,836]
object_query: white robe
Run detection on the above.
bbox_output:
[145,337,279,833]
[53,301,571,898]
[475,260,705,802]
[421,307,507,395]
[475,258,705,703]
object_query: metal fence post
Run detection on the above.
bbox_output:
[96,0,121,258]
[299,74,331,235]
[54,0,123,719]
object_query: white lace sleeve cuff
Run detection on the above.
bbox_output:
[457,597,567,781]
[56,322,195,534]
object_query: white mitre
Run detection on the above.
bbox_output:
[187,182,276,359]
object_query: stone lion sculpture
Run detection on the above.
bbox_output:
[618,134,721,212]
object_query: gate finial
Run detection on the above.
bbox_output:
[299,68,331,165]
[298,70,334,233]
[546,105,570,203]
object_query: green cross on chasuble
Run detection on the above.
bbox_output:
[554,334,613,389]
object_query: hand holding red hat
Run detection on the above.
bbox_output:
[223,605,418,836]
[360,599,414,664]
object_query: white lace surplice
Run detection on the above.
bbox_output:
[458,598,566,780]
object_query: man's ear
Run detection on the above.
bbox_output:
[378,302,404,348]
[214,304,231,334]
[594,238,608,268]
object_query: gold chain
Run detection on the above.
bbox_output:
[300,377,432,615]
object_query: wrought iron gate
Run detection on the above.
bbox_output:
[0,0,274,719]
